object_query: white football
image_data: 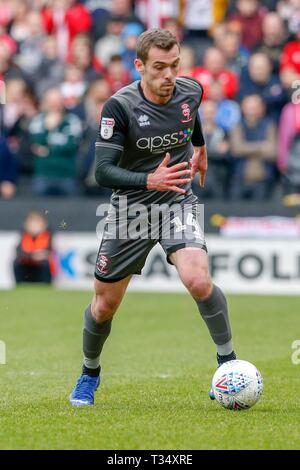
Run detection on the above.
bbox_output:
[212,360,263,410]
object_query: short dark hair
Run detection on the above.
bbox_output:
[242,94,266,107]
[136,28,180,63]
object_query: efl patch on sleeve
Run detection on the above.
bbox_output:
[100,117,115,140]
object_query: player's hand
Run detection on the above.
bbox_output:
[146,153,192,194]
[190,145,208,188]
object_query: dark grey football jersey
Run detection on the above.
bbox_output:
[96,77,204,206]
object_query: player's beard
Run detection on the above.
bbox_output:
[157,82,175,97]
[143,77,175,100]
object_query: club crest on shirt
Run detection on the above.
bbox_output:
[181,103,192,123]
[96,254,109,274]
[100,117,115,139]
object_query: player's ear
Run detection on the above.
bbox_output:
[134,58,145,75]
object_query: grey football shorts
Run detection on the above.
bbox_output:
[95,194,207,283]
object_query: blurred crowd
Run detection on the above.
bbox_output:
[0,0,300,204]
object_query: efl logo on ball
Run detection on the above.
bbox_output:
[212,360,263,410]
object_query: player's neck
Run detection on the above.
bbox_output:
[140,80,172,105]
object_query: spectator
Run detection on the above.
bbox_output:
[280,29,300,90]
[135,0,178,29]
[179,41,240,100]
[42,0,92,61]
[161,17,183,42]
[208,80,241,133]
[8,88,38,176]
[15,10,46,77]
[179,0,214,62]
[69,33,104,83]
[0,33,21,82]
[121,22,145,80]
[278,102,300,205]
[0,136,17,199]
[9,0,31,44]
[228,0,267,50]
[33,35,65,98]
[0,0,14,29]
[29,88,82,196]
[216,29,249,76]
[13,210,54,284]
[195,47,239,100]
[180,0,214,38]
[93,0,143,41]
[0,30,17,58]
[3,78,29,133]
[110,0,144,29]
[94,15,124,67]
[229,94,277,200]
[81,0,111,42]
[238,52,287,122]
[227,0,279,15]
[60,64,87,110]
[178,45,199,77]
[77,78,112,196]
[255,12,287,74]
[277,0,300,36]
[262,0,281,10]
[105,54,131,93]
[194,99,231,199]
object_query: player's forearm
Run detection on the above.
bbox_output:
[193,145,206,158]
[96,163,148,190]
[190,145,207,187]
[193,145,208,168]
[95,147,148,190]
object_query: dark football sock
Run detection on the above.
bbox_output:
[195,284,233,356]
[217,351,237,366]
[83,304,112,372]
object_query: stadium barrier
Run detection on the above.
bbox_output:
[0,232,299,294]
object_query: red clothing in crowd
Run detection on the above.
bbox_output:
[280,41,300,75]
[228,7,267,51]
[105,70,131,94]
[135,0,177,28]
[42,4,92,59]
[0,33,17,55]
[180,67,238,100]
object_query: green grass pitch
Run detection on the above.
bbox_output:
[0,287,300,450]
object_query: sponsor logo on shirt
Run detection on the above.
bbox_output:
[136,128,193,153]
[138,114,150,127]
[100,117,115,139]
[181,103,192,123]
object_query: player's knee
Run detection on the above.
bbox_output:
[92,296,118,322]
[185,271,213,300]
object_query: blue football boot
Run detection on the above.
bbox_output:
[70,374,100,407]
